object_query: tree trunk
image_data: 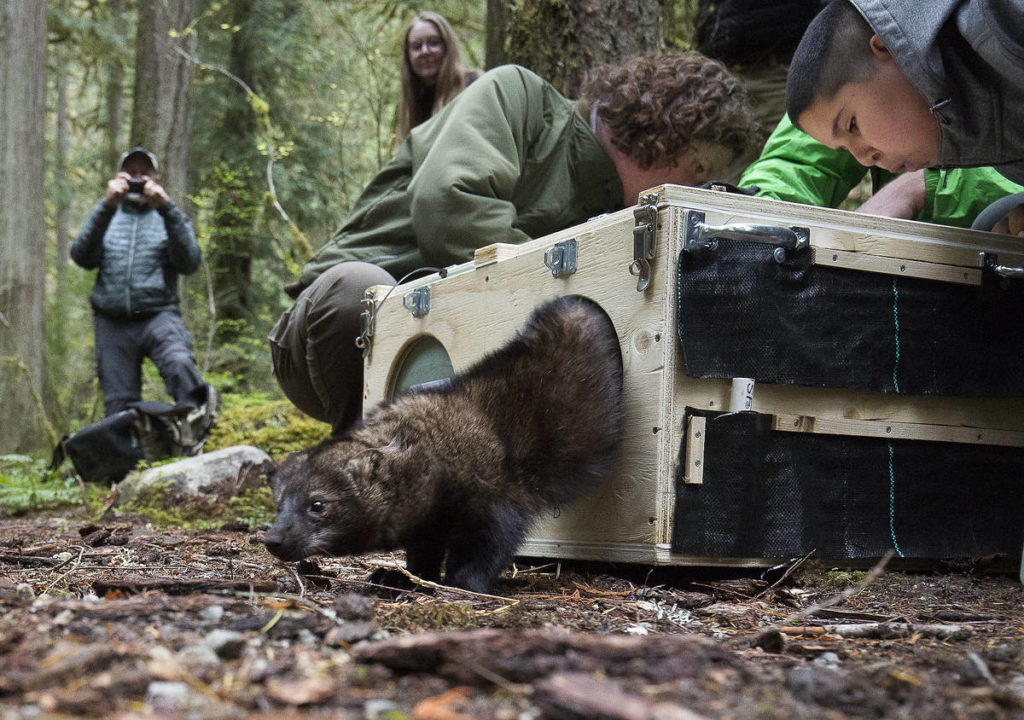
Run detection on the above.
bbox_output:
[0,0,51,453]
[131,0,195,207]
[485,0,510,69]
[105,0,126,171]
[208,0,259,353]
[503,0,664,96]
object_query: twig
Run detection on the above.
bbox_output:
[755,549,816,600]
[781,550,894,626]
[384,554,520,610]
[779,622,972,641]
[40,545,86,596]
[290,565,306,598]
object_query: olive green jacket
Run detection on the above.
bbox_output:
[296,65,623,293]
[739,115,1023,227]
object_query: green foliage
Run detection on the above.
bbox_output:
[0,455,106,516]
[206,393,331,460]
[823,569,868,590]
[118,479,276,530]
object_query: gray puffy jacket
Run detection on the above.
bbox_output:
[72,199,201,319]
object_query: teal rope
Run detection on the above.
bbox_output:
[888,442,905,558]
[888,279,905,557]
[891,278,901,393]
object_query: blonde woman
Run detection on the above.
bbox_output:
[396,11,478,143]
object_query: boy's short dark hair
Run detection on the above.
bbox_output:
[786,0,877,128]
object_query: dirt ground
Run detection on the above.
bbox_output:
[2,512,1023,720]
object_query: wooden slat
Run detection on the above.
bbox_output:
[682,415,706,484]
[811,247,982,285]
[773,412,1024,448]
[657,184,1024,270]
[474,243,522,267]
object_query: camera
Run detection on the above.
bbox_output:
[127,179,146,194]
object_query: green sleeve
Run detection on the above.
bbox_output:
[408,66,539,267]
[738,115,869,208]
[919,167,1024,228]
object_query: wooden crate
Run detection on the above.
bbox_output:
[360,185,1024,566]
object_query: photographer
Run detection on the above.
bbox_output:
[72,147,216,428]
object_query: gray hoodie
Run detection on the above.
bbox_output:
[850,0,1024,184]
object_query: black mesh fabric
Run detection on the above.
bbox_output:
[672,409,1024,559]
[676,243,1024,396]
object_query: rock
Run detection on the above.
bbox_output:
[364,698,401,717]
[325,620,375,647]
[145,680,208,713]
[204,629,247,660]
[117,445,272,504]
[813,652,842,668]
[199,604,225,623]
[334,592,374,621]
[176,644,221,669]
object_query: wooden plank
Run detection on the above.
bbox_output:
[474,243,522,267]
[682,415,706,484]
[517,538,780,567]
[811,247,982,285]
[657,184,1024,270]
[773,412,1024,448]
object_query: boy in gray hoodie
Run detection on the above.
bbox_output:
[786,0,1024,235]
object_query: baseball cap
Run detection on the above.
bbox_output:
[118,147,159,172]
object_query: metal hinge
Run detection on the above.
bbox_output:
[681,210,810,263]
[630,193,660,292]
[403,286,430,318]
[543,238,578,278]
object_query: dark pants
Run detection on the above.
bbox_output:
[94,310,206,416]
[269,262,396,434]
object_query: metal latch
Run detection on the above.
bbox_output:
[982,252,1024,279]
[402,286,430,318]
[631,193,660,291]
[356,292,377,359]
[543,238,578,278]
[681,210,810,263]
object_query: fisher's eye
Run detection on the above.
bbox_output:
[848,117,859,134]
[307,500,326,516]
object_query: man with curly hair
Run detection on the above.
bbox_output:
[272,53,759,433]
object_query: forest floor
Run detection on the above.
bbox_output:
[1,511,1023,720]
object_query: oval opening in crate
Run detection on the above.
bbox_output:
[386,334,455,400]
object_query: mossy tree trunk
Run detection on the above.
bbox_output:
[0,0,51,453]
[132,0,195,208]
[499,0,664,96]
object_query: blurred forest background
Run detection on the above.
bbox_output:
[1,0,700,457]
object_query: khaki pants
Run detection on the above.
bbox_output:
[269,262,396,433]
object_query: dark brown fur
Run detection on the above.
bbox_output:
[264,295,624,593]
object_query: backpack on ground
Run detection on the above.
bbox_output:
[49,389,218,484]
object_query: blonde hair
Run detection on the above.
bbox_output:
[397,11,469,143]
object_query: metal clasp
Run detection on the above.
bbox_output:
[630,193,659,291]
[682,210,810,263]
[402,286,430,318]
[356,292,377,359]
[543,238,578,278]
[982,252,1024,279]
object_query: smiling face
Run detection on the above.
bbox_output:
[795,35,940,173]
[407,19,446,86]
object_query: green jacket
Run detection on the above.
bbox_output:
[296,65,623,292]
[738,115,1024,227]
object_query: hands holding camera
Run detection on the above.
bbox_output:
[104,171,171,209]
